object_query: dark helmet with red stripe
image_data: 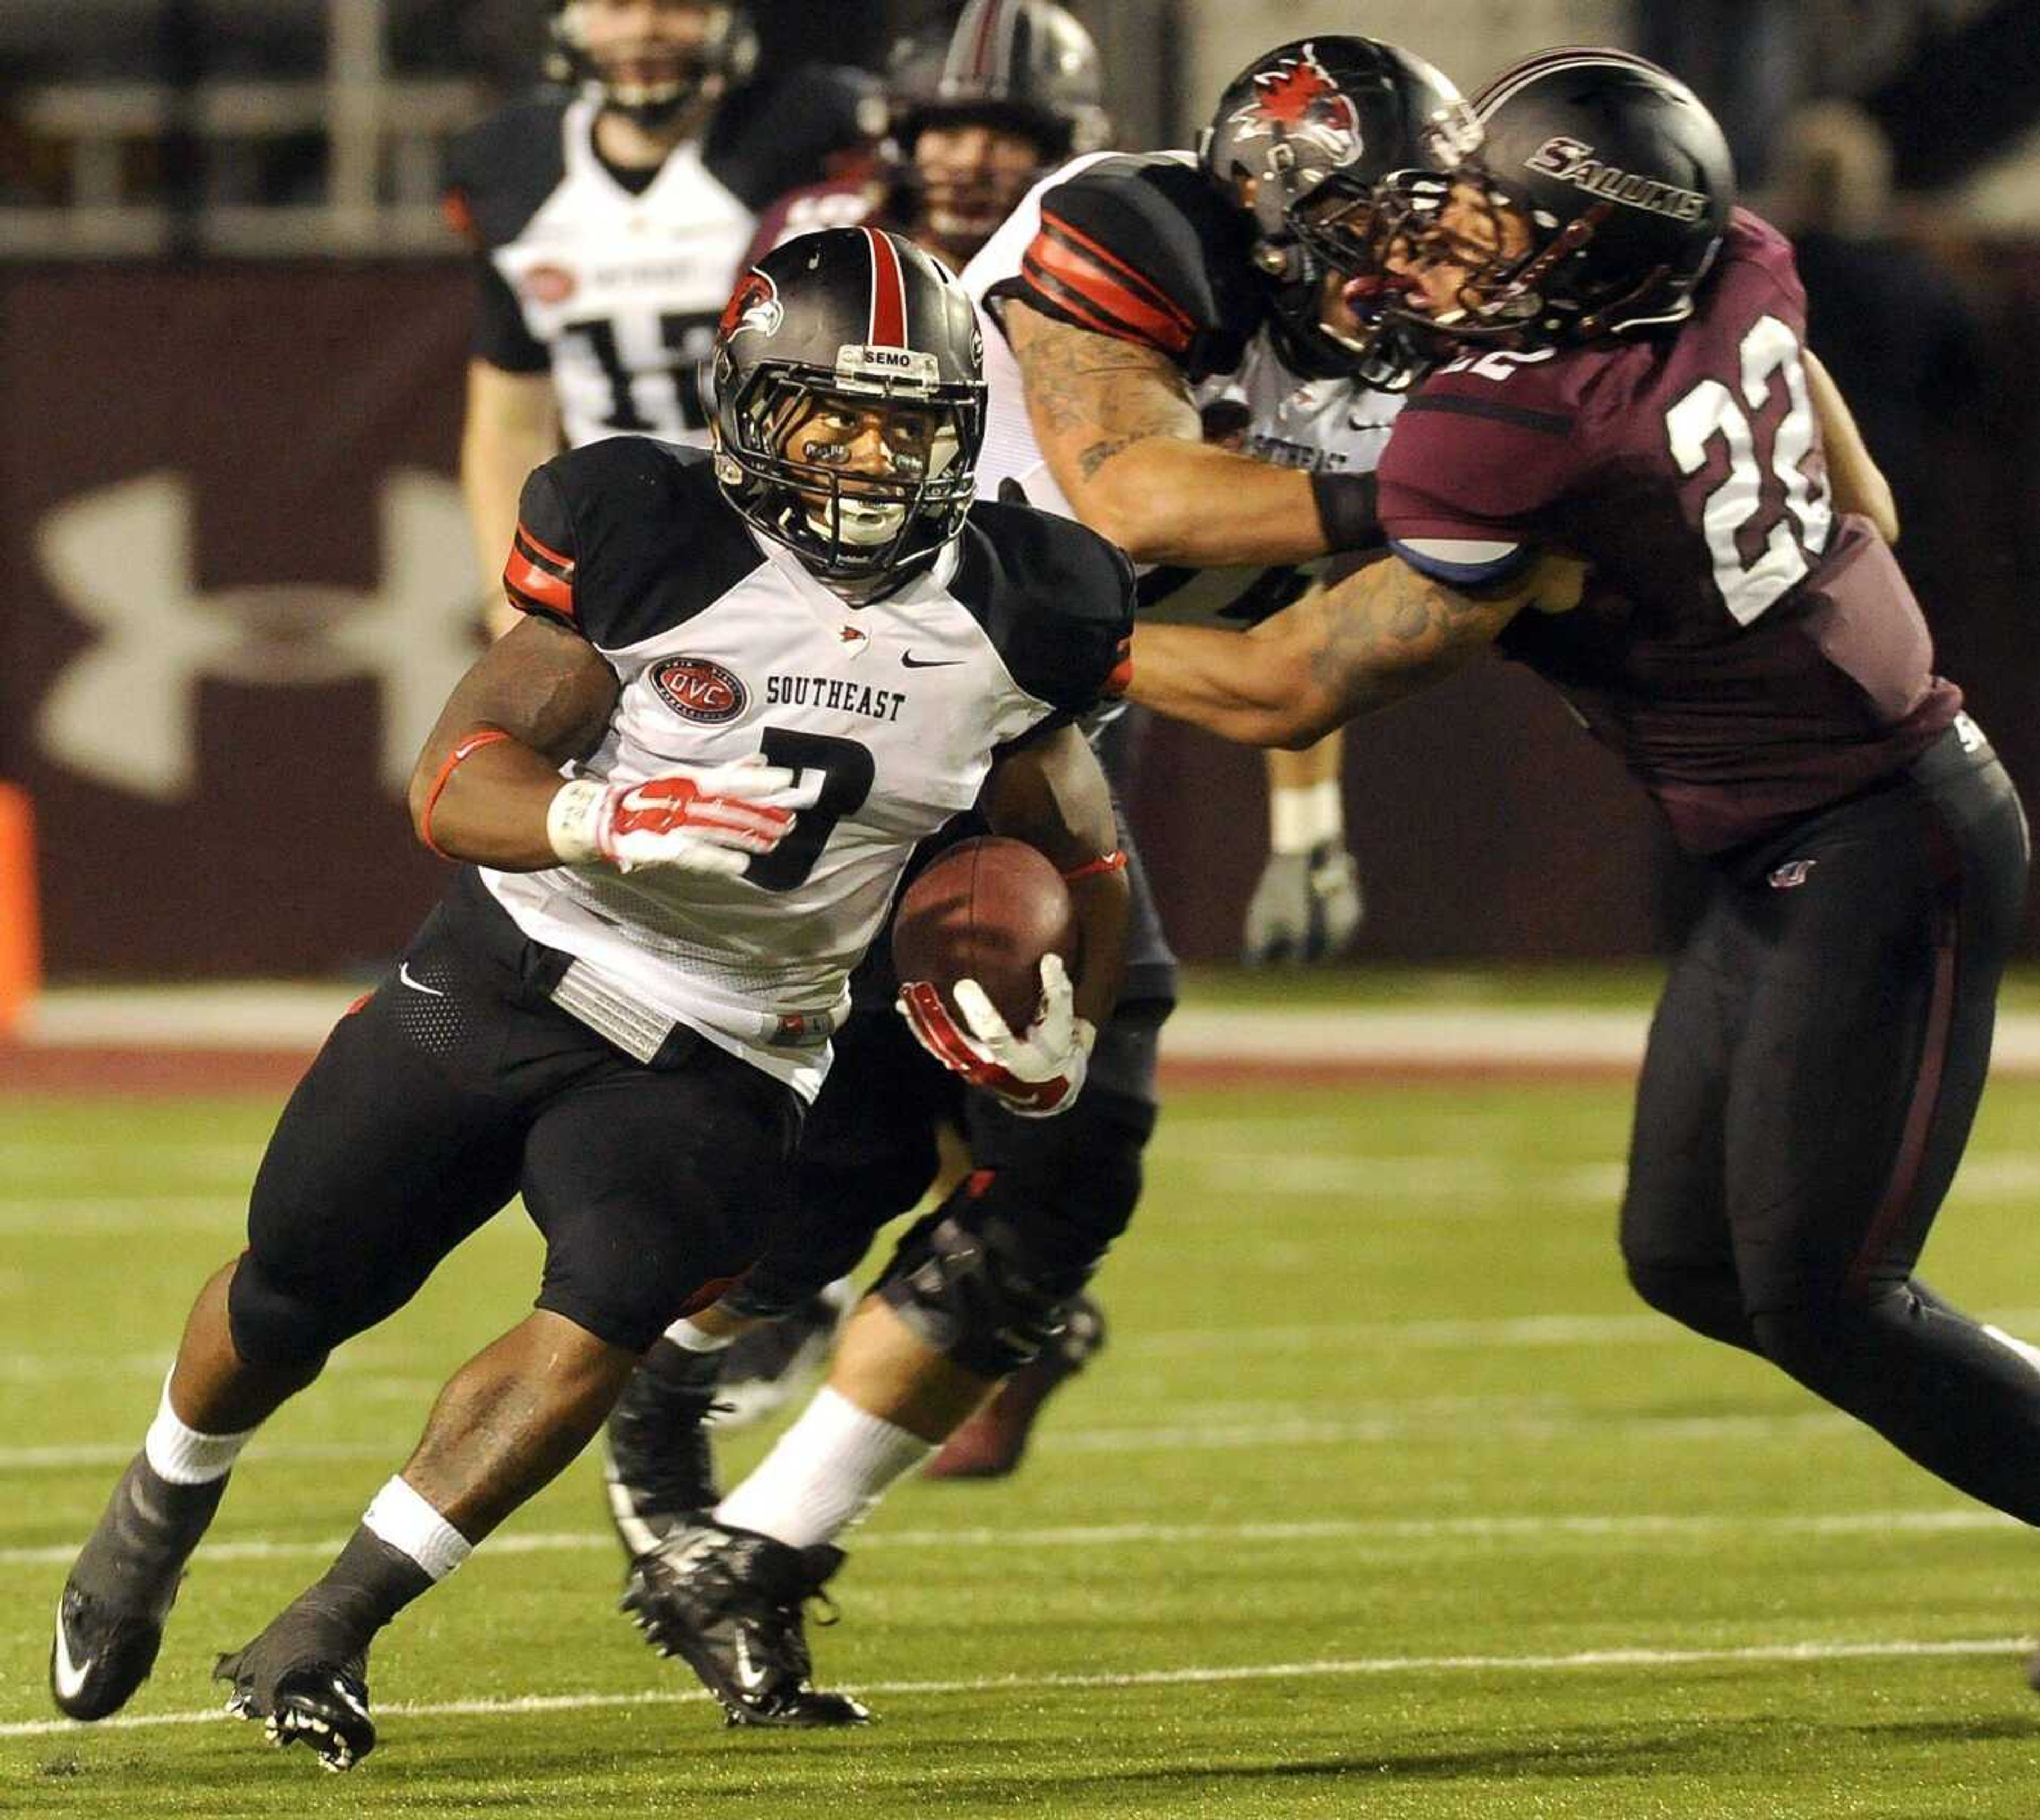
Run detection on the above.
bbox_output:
[711,227,988,588]
[885,0,1112,265]
[1370,48,1735,351]
[1199,36,1474,383]
[887,0,1111,163]
[547,1,759,128]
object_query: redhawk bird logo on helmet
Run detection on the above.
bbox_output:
[719,268,783,342]
[1231,44,1363,166]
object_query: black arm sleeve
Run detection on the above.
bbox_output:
[526,441,766,648]
[502,464,582,633]
[704,64,884,211]
[471,255,550,373]
[963,504,1137,722]
[444,101,571,372]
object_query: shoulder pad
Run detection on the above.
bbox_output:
[956,503,1136,714]
[443,98,571,250]
[706,65,885,212]
[1002,153,1261,377]
[515,441,761,648]
[1720,207,1807,313]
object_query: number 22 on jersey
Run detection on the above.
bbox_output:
[1666,314,1833,627]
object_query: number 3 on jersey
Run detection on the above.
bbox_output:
[744,728,875,892]
[1666,314,1833,626]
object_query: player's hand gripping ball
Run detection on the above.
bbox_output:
[892,837,1092,1117]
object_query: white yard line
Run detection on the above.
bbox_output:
[8,1307,2040,1375]
[20,986,2040,1074]
[0,1506,2019,1573]
[0,1406,1859,1476]
[0,1635,2022,1740]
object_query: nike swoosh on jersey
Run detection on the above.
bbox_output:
[900,653,963,668]
[51,1600,91,1703]
[398,962,447,998]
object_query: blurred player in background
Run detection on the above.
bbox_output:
[1128,51,2040,1678]
[602,32,1469,1727]
[690,0,1124,1449]
[48,231,1135,1766]
[755,2,1368,957]
[746,0,1110,275]
[445,0,882,634]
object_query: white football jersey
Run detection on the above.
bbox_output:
[960,151,1404,624]
[487,439,1132,1100]
[446,76,877,450]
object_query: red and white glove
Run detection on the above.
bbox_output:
[896,952,1095,1118]
[547,756,813,876]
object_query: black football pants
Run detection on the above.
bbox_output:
[1621,724,2039,1519]
[228,885,802,1362]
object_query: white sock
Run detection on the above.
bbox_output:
[363,1475,472,1581]
[142,1373,256,1486]
[661,1316,734,1354]
[713,1387,932,1550]
[1269,779,1344,854]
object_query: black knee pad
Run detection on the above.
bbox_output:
[875,1089,1150,1377]
[875,1209,1069,1377]
[225,1251,347,1369]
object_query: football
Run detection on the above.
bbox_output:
[891,836,1076,1033]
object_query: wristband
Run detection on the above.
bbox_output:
[419,728,512,860]
[1269,780,1344,855]
[1308,470,1382,554]
[1060,849,1128,884]
[546,777,611,864]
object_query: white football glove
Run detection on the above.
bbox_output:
[1241,841,1365,965]
[548,756,817,877]
[897,952,1095,1118]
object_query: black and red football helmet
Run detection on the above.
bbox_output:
[887,0,1111,165]
[1198,36,1475,384]
[883,0,1112,263]
[711,228,988,586]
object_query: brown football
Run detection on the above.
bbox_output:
[892,837,1076,1033]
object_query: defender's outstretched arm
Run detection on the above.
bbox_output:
[1128,551,1583,746]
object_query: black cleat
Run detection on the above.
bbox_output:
[713,1281,855,1431]
[620,1519,870,1728]
[50,1583,170,1722]
[604,1340,726,1559]
[924,1292,1107,1480]
[50,1452,225,1720]
[215,1628,375,1771]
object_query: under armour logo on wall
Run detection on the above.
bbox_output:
[34,470,477,800]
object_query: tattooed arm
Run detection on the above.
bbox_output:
[1005,302,1341,566]
[1126,552,1586,748]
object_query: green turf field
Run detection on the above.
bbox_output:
[5,1075,2040,1816]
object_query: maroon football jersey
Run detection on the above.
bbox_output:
[739,176,892,273]
[1376,208,1960,854]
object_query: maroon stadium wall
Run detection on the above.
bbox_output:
[3,260,2036,977]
